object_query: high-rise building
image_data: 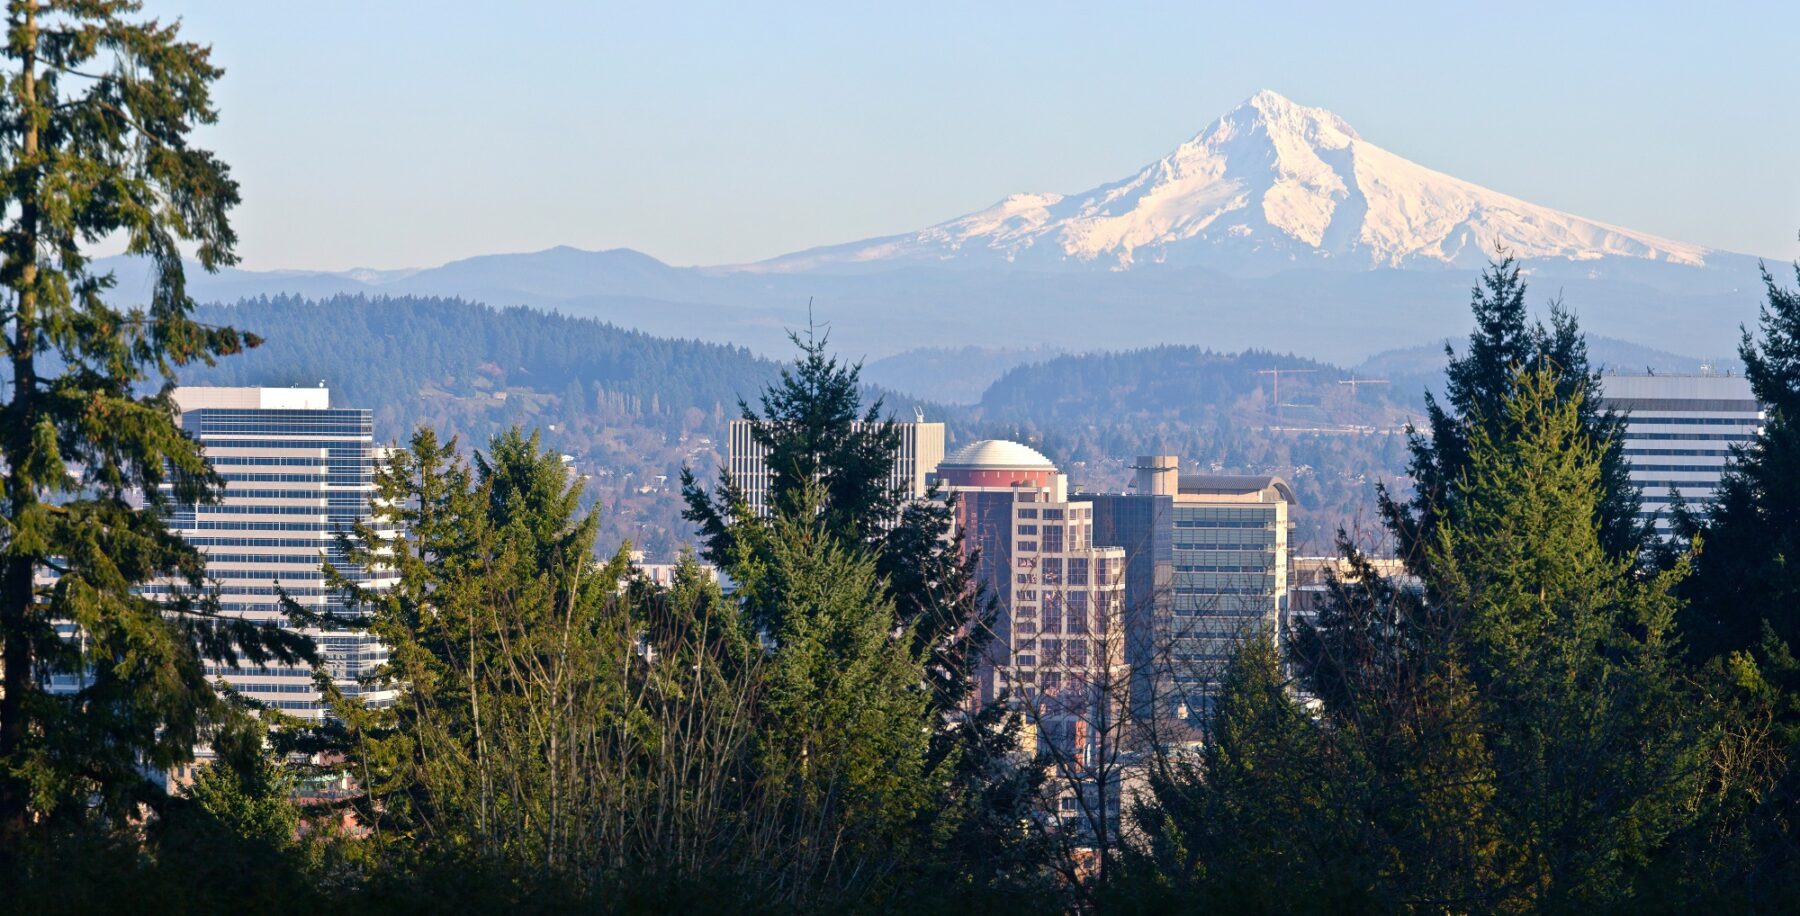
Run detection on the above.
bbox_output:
[934,440,1127,820]
[1081,458,1291,737]
[1599,374,1761,537]
[162,387,399,721]
[726,415,946,519]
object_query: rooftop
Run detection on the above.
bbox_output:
[1177,474,1295,504]
[171,386,332,412]
[939,439,1055,470]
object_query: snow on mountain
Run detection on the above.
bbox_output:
[753,90,1712,273]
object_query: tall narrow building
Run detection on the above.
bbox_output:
[1599,373,1761,537]
[935,440,1128,830]
[726,415,945,520]
[162,387,398,721]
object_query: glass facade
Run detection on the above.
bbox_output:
[164,389,399,721]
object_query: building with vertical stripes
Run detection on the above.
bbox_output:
[165,387,399,721]
[1599,374,1761,537]
[725,414,945,519]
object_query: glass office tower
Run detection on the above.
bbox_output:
[162,387,398,721]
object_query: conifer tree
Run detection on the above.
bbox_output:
[1427,368,1701,908]
[0,0,308,841]
[1677,264,1800,660]
[1670,263,1800,903]
[1382,256,1643,567]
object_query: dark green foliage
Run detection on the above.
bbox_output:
[0,0,313,845]
[1677,265,1800,661]
[1121,266,1717,912]
[1666,264,1800,906]
[1382,256,1644,567]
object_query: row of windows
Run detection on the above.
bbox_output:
[185,521,352,531]
[1175,507,1277,521]
[193,412,370,434]
[1623,416,1760,427]
[1173,587,1274,597]
[218,472,372,484]
[1623,447,1736,457]
[209,456,338,468]
[194,438,367,452]
[1622,464,1731,473]
[1173,519,1272,529]
[177,504,350,516]
[200,553,330,566]
[1621,432,1753,442]
[143,584,345,597]
[1172,541,1276,552]
[184,536,345,548]
[202,569,379,582]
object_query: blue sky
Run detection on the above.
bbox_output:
[157,0,1799,271]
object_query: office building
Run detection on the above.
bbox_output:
[1080,458,1292,738]
[163,387,399,721]
[1599,374,1761,537]
[934,440,1128,798]
[726,414,946,519]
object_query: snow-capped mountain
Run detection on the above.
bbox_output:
[753,90,1712,273]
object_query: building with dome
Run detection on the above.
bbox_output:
[936,440,1128,830]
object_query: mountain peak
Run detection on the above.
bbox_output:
[1216,89,1360,146]
[752,93,1711,274]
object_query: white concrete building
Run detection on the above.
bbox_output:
[1600,374,1761,537]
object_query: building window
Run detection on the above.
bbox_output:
[1043,526,1064,553]
[1068,558,1089,585]
[1017,524,1039,536]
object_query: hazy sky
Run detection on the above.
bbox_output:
[156,0,1799,271]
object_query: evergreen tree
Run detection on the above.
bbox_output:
[1427,368,1702,908]
[1670,263,1800,904]
[1382,256,1643,568]
[744,499,935,903]
[1677,264,1800,660]
[684,324,900,572]
[0,0,309,842]
[312,427,630,869]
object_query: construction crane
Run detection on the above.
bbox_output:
[1337,378,1390,395]
[1256,367,1316,426]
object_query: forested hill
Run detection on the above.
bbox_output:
[979,345,1411,428]
[968,347,1421,550]
[189,295,783,443]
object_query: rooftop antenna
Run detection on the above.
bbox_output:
[1256,367,1316,426]
[914,405,925,423]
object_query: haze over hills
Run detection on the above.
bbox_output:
[101,92,1771,364]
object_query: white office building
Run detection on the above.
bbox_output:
[726,414,945,519]
[163,387,399,721]
[1599,374,1761,537]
